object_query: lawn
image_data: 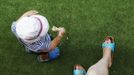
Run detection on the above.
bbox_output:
[0,0,134,75]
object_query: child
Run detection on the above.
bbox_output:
[11,10,65,62]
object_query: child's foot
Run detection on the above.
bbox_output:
[37,52,50,62]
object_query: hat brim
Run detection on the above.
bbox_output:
[23,15,49,43]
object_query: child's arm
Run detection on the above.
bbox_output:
[48,27,65,51]
[17,10,38,21]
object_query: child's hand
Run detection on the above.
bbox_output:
[22,10,39,17]
[58,27,65,37]
[17,10,39,22]
[52,26,65,37]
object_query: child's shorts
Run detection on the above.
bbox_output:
[49,47,60,60]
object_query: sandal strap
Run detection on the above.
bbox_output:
[102,42,115,52]
[74,69,86,75]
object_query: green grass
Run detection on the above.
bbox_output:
[0,0,134,75]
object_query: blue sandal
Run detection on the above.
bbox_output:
[102,36,115,53]
[73,64,86,75]
[74,69,86,75]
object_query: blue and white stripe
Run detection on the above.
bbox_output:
[11,22,51,52]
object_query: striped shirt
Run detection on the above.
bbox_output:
[11,22,51,52]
